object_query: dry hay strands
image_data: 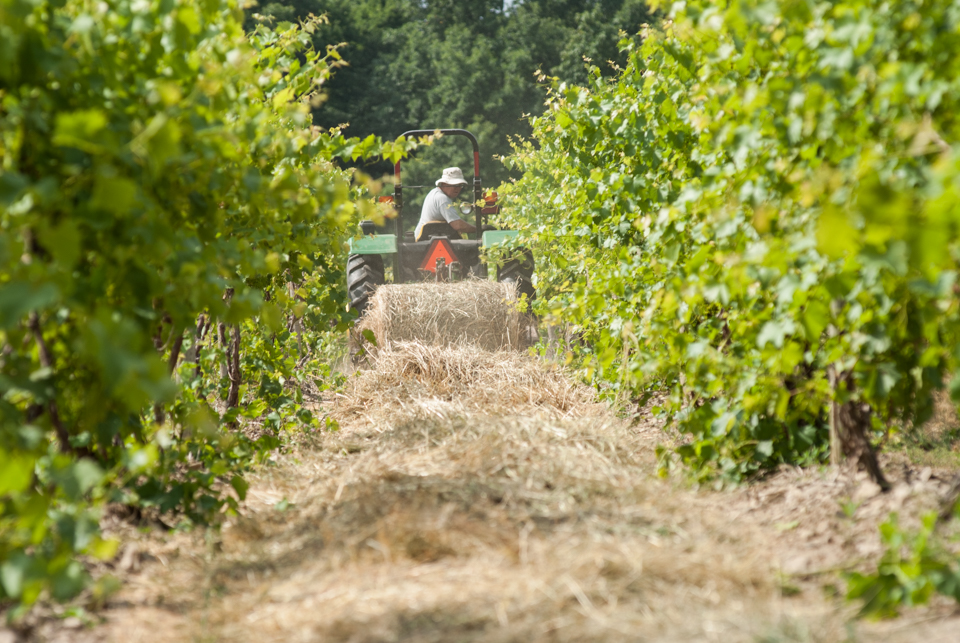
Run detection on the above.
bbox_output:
[358,280,528,353]
[335,341,598,421]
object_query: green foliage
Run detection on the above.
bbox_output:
[0,0,418,608]
[501,0,960,481]
[846,512,960,618]
[250,0,652,185]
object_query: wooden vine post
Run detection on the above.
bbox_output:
[217,288,242,425]
[828,366,889,490]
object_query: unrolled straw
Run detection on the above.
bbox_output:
[335,341,597,424]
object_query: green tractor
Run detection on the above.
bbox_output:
[346,129,535,315]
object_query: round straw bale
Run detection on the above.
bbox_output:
[358,280,527,352]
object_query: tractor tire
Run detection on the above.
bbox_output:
[497,249,535,303]
[347,254,385,316]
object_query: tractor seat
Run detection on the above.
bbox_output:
[416,221,462,242]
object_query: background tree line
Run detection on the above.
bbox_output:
[247,0,652,185]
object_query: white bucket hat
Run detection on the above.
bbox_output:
[436,167,468,186]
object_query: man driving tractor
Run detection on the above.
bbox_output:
[414,167,477,241]
[346,129,534,313]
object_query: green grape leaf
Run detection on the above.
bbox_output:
[52,109,107,153]
[0,451,34,495]
[0,283,59,330]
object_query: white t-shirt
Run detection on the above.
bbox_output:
[415,187,463,240]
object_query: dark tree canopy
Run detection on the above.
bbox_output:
[249,0,652,185]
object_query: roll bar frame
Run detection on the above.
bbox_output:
[393,129,484,242]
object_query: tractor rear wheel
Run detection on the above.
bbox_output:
[347,254,385,316]
[497,250,535,303]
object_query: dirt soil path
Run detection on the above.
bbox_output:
[13,341,960,642]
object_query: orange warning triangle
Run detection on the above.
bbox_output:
[419,238,459,272]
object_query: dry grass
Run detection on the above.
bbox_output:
[357,280,528,353]
[75,342,857,643]
[178,418,799,642]
[334,341,599,426]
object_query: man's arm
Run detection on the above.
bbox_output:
[450,219,477,234]
[436,191,476,234]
